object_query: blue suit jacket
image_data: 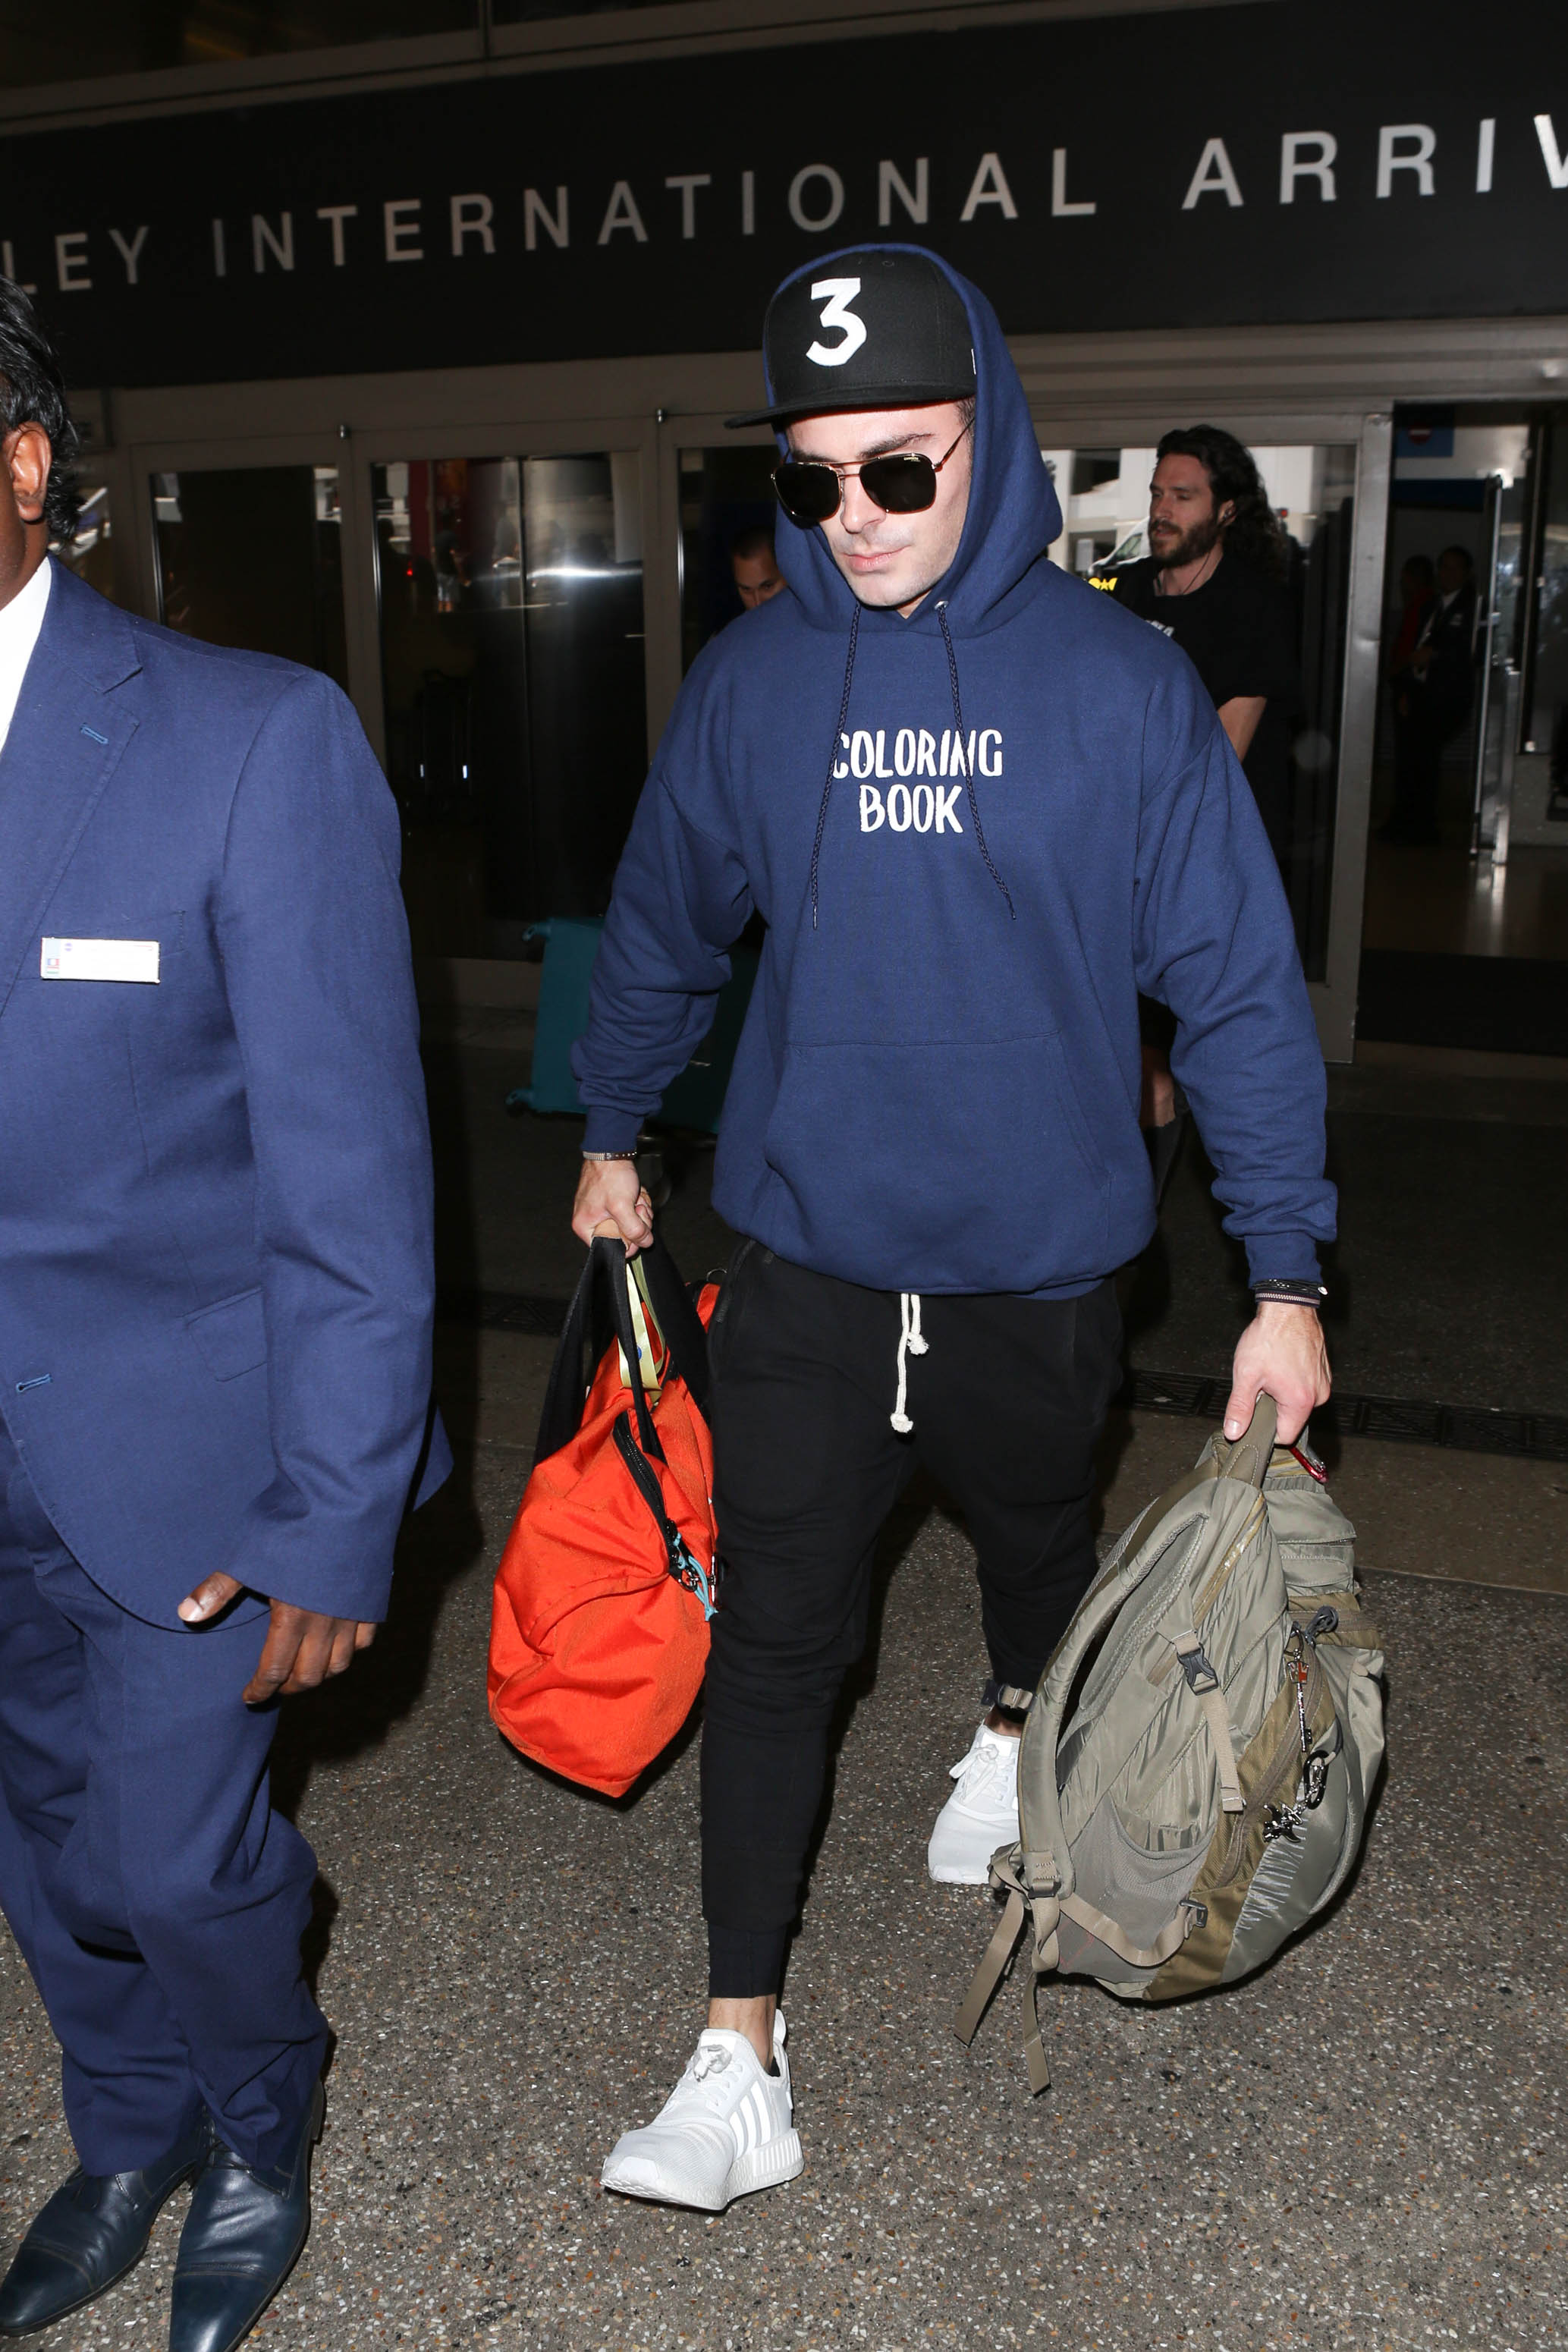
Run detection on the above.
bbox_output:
[0,561,448,1628]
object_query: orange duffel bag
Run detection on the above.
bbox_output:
[488,1231,721,1797]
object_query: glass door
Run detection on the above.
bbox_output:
[1359,406,1568,1053]
[147,458,349,687]
[363,424,656,961]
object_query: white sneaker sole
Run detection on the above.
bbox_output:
[927,1851,994,1885]
[601,2129,803,2213]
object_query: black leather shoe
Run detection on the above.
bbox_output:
[0,2121,206,2337]
[168,2082,323,2352]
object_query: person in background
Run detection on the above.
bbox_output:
[730,522,786,612]
[1378,543,1478,845]
[1111,426,1299,863]
[1109,427,1300,1154]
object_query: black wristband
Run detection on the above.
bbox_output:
[1252,1278,1327,1310]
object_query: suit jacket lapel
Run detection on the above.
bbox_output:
[0,561,142,1025]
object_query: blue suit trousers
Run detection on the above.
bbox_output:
[0,1425,327,2176]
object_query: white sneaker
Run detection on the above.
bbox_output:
[927,1722,1022,1885]
[600,2011,803,2212]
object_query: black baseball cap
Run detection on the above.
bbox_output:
[727,247,976,429]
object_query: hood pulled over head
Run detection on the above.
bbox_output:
[755,244,1062,637]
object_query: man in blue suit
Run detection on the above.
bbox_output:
[0,288,445,2349]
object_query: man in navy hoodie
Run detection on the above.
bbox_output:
[572,247,1334,2212]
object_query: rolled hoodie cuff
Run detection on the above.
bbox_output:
[1243,1233,1323,1288]
[581,1106,644,1154]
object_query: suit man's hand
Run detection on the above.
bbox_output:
[178,1575,377,1703]
[1224,1303,1331,1446]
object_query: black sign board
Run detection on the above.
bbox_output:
[3,0,1565,387]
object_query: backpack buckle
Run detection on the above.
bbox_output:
[1176,1643,1221,1696]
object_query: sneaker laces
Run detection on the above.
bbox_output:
[951,1729,1016,1800]
[688,2040,734,2086]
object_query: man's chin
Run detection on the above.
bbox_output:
[835,559,929,611]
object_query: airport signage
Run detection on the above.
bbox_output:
[3,0,1566,386]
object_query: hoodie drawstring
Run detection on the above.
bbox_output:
[890,1291,928,1434]
[809,600,861,929]
[935,599,1014,919]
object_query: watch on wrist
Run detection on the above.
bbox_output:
[582,1148,639,1162]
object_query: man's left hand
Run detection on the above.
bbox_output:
[178,1575,377,1703]
[1224,1302,1331,1446]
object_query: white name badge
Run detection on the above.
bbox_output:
[41,937,160,984]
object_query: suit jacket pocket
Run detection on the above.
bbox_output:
[185,1286,268,1380]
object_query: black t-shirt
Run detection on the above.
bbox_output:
[1111,552,1299,859]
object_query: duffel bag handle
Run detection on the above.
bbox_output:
[533,1228,712,1466]
[1020,1391,1278,1902]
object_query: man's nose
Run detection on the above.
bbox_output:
[837,471,882,533]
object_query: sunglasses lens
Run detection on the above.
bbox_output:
[773,461,841,526]
[859,454,938,514]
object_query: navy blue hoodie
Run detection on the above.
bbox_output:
[574,248,1334,1296]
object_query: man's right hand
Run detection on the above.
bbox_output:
[572,1156,654,1255]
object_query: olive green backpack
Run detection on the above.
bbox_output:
[955,1398,1386,2089]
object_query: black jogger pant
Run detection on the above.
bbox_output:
[700,1244,1123,1998]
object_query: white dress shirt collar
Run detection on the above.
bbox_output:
[0,557,53,758]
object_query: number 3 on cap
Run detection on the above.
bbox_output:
[807,278,867,368]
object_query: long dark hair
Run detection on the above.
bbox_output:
[0,278,80,544]
[1156,424,1287,578]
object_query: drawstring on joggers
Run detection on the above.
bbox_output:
[890,1291,928,1433]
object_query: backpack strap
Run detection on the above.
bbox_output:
[1057,1891,1208,1970]
[1167,1630,1246,1812]
[953,1863,1058,2093]
[1216,1393,1279,1486]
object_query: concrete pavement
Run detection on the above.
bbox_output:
[2,1032,1566,2349]
[3,1381,1566,2350]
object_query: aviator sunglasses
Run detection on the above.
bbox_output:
[772,424,971,528]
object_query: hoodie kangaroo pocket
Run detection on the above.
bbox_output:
[760,1033,1110,1290]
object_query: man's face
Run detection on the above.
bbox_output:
[1438,550,1470,597]
[1148,453,1230,571]
[0,423,52,610]
[784,401,973,617]
[733,546,784,610]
